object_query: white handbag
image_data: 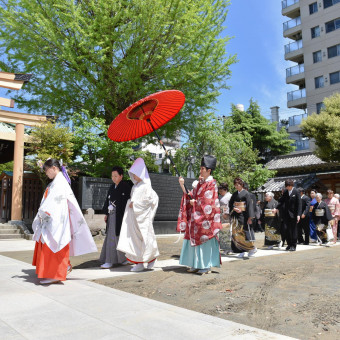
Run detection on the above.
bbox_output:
[326,227,334,241]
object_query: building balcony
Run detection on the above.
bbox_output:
[282,0,300,18]
[292,139,310,151]
[283,17,301,39]
[288,113,307,126]
[287,88,307,109]
[287,113,307,133]
[284,39,303,63]
[286,64,305,85]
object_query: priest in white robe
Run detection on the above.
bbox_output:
[117,158,159,272]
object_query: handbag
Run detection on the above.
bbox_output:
[326,227,334,241]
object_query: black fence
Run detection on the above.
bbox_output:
[78,174,196,233]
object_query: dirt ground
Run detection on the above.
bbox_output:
[3,234,340,340]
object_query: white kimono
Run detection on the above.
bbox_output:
[117,158,159,262]
[32,172,97,256]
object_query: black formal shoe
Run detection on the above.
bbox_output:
[297,241,304,244]
[289,247,296,251]
[286,246,291,251]
[304,242,309,245]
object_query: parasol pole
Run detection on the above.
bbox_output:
[146,119,192,198]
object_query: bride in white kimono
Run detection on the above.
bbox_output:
[117,158,159,272]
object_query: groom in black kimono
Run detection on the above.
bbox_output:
[276,179,302,251]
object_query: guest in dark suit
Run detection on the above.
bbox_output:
[276,179,302,251]
[297,188,311,245]
[277,187,286,247]
[100,166,132,268]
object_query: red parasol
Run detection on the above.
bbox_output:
[108,90,185,142]
[108,89,191,196]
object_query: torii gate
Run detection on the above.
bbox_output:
[0,71,47,223]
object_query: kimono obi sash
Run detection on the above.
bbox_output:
[328,204,335,213]
[234,202,246,211]
[315,208,324,216]
[264,209,275,217]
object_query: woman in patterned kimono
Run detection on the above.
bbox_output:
[309,190,318,243]
[261,192,281,249]
[229,177,256,258]
[312,193,333,246]
[218,183,232,254]
[177,155,222,275]
[324,189,340,244]
[32,159,97,284]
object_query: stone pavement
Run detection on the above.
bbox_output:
[3,236,330,339]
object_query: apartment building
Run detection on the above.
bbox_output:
[282,0,340,152]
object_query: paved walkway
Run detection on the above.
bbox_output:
[2,237,332,339]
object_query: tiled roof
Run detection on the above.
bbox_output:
[0,122,15,133]
[0,122,30,135]
[266,152,327,170]
[256,174,318,193]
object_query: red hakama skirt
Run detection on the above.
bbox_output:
[32,240,70,281]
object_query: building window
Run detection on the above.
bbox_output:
[328,44,340,58]
[324,0,340,9]
[316,102,325,114]
[325,18,340,33]
[315,76,324,88]
[311,26,320,38]
[159,153,162,159]
[309,2,318,14]
[330,71,340,84]
[313,50,322,63]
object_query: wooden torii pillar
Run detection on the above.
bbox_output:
[0,71,47,222]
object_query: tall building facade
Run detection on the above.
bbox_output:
[282,0,340,152]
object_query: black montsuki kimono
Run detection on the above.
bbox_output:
[229,189,255,252]
[261,199,281,246]
[102,181,132,236]
[312,201,333,243]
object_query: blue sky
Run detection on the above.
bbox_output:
[217,0,304,120]
[1,0,304,121]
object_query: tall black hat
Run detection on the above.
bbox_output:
[201,155,216,170]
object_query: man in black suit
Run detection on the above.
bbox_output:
[297,188,311,245]
[276,179,302,251]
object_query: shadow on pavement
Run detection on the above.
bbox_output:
[12,269,40,285]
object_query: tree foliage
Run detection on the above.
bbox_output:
[173,113,275,191]
[0,0,236,139]
[226,100,294,162]
[301,93,340,162]
[0,161,13,173]
[25,120,74,184]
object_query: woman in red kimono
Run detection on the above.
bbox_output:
[177,155,222,275]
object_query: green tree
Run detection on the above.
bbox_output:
[301,93,340,162]
[173,113,275,190]
[25,120,73,184]
[0,161,13,174]
[0,0,236,139]
[226,100,294,162]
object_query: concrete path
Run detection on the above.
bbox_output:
[1,237,326,339]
